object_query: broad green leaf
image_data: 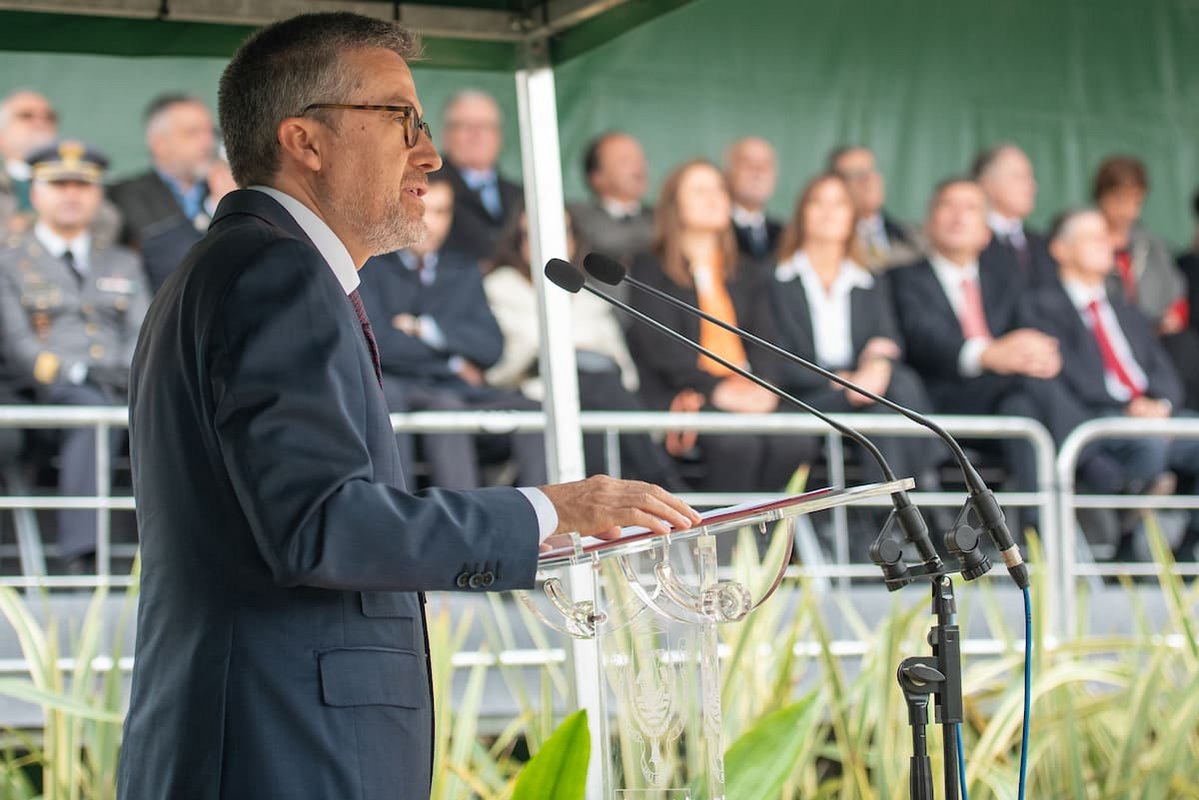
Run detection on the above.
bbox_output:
[511,709,590,800]
[723,693,821,800]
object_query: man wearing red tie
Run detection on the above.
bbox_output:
[1022,209,1199,503]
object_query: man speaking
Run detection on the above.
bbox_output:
[116,13,698,800]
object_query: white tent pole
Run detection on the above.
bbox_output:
[515,46,607,799]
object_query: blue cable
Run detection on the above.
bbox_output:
[1019,586,1032,800]
[956,724,968,800]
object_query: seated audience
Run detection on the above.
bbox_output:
[972,142,1057,287]
[1023,209,1198,545]
[360,174,546,490]
[483,212,686,490]
[725,137,782,261]
[828,145,920,271]
[770,172,941,485]
[1094,155,1199,410]
[567,131,654,266]
[626,159,818,492]
[889,178,1078,490]
[435,90,522,264]
[1,90,120,246]
[109,94,218,293]
[0,142,149,573]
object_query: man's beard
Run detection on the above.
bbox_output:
[337,177,427,257]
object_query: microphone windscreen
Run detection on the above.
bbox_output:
[543,258,586,293]
[583,252,626,285]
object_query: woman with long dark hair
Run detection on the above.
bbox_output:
[770,172,940,485]
[626,159,816,492]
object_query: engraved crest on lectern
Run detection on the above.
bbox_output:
[618,647,685,785]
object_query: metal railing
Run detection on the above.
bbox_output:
[1056,417,1199,635]
[1,404,1197,641]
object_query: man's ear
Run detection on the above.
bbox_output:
[277,117,324,173]
[1048,237,1066,265]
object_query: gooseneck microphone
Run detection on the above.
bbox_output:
[581,251,1029,590]
[543,258,949,587]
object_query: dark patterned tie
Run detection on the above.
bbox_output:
[348,289,383,388]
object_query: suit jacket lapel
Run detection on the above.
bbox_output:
[849,287,871,354]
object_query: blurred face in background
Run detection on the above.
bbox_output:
[0,91,58,162]
[980,146,1037,221]
[441,93,502,172]
[926,181,991,262]
[801,175,856,248]
[1051,211,1114,282]
[676,163,731,234]
[31,179,102,237]
[1097,185,1145,233]
[147,100,216,183]
[410,180,454,255]
[833,147,886,218]
[589,133,648,205]
[725,137,777,211]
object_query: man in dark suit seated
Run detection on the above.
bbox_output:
[972,143,1058,288]
[829,145,921,271]
[108,94,217,294]
[434,90,522,264]
[362,175,546,489]
[725,136,782,262]
[1023,209,1198,504]
[0,141,149,573]
[890,178,1079,490]
[117,14,698,800]
[567,131,654,265]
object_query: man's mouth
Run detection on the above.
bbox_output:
[404,185,427,198]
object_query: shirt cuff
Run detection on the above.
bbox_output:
[958,337,990,378]
[517,487,559,544]
[419,315,448,351]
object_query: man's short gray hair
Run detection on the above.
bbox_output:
[441,89,501,127]
[218,12,422,188]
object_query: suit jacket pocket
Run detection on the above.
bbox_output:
[318,647,427,709]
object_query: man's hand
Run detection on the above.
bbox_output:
[842,358,891,407]
[392,313,421,337]
[455,360,485,387]
[980,329,1060,378]
[1127,396,1171,418]
[538,475,702,551]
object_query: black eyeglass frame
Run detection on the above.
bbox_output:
[300,103,432,148]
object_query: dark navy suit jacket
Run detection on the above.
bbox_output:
[117,190,538,800]
[360,249,502,383]
[1021,280,1183,411]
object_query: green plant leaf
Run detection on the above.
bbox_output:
[0,679,123,723]
[511,709,590,800]
[723,692,821,800]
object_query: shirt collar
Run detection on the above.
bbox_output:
[731,204,766,228]
[34,222,90,267]
[775,250,874,289]
[249,185,359,295]
[988,211,1024,238]
[856,213,885,236]
[6,159,31,182]
[600,198,642,219]
[459,167,497,189]
[929,250,980,283]
[1061,278,1107,312]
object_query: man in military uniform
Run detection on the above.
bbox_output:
[0,141,149,573]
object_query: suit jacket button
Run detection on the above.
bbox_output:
[455,572,470,589]
[468,573,485,589]
[481,571,495,588]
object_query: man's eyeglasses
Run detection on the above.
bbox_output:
[301,104,431,148]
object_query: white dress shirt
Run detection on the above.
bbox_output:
[6,159,30,182]
[248,186,559,542]
[600,198,642,220]
[928,252,991,378]
[776,251,873,370]
[34,222,91,275]
[987,211,1027,250]
[1061,279,1148,402]
[731,204,766,230]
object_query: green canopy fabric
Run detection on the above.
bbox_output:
[0,1,692,68]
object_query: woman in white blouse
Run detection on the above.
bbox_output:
[483,212,685,490]
[770,172,941,485]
